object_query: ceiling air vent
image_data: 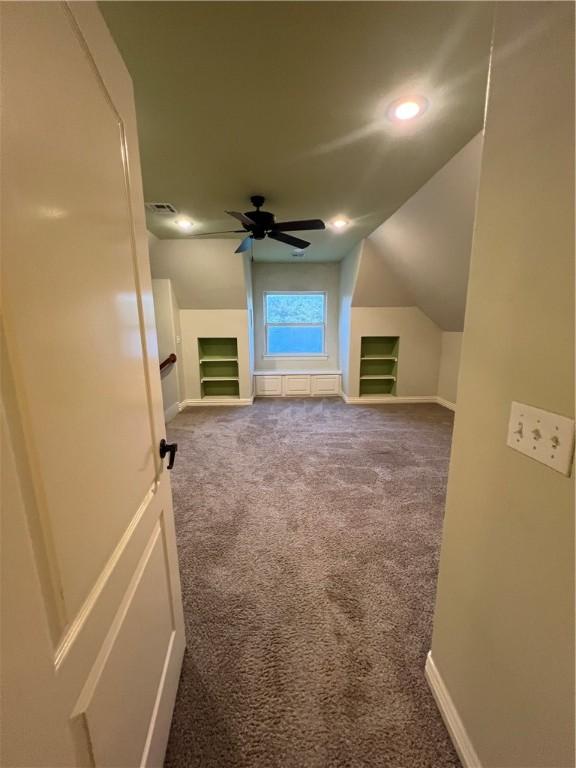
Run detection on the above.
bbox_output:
[145,202,178,215]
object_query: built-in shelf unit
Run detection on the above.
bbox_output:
[359,336,399,396]
[198,337,239,398]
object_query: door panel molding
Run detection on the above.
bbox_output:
[73,521,176,766]
[55,484,157,670]
[0,320,68,643]
[71,521,167,719]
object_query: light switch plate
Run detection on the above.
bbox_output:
[507,401,575,476]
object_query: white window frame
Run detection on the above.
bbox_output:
[264,291,327,358]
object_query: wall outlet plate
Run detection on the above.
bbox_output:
[507,401,575,476]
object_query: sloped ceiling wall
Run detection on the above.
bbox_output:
[351,238,413,307]
[148,238,248,309]
[364,133,483,330]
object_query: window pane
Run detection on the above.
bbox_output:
[267,325,324,355]
[266,293,324,323]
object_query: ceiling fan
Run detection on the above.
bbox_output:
[193,195,326,253]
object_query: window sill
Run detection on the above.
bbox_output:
[254,369,341,376]
[263,354,329,360]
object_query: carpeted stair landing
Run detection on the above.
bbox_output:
[164,398,460,768]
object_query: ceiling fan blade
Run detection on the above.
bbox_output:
[225,210,256,227]
[272,219,326,232]
[235,236,253,253]
[268,231,310,249]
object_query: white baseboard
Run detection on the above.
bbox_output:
[177,395,454,410]
[343,395,436,405]
[164,402,180,423]
[342,395,456,410]
[254,393,342,399]
[425,652,481,768]
[179,397,253,408]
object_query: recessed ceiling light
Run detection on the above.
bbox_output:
[331,217,349,231]
[388,96,428,122]
[175,217,194,232]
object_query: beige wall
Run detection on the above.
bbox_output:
[339,244,362,395]
[351,238,413,307]
[437,332,462,406]
[431,4,574,767]
[348,307,441,398]
[149,239,248,310]
[179,309,252,401]
[252,261,340,372]
[147,229,158,253]
[368,133,483,331]
[243,254,255,391]
[340,240,443,399]
[152,279,181,420]
[171,282,186,401]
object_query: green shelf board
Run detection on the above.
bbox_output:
[360,359,396,376]
[360,336,399,358]
[201,376,240,382]
[201,376,240,397]
[360,375,396,380]
[198,337,238,360]
[359,379,396,395]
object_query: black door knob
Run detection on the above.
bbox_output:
[159,438,178,470]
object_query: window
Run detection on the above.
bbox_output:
[264,292,326,357]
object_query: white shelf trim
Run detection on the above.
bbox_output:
[199,356,238,363]
[360,375,396,380]
[360,355,398,361]
[201,376,239,382]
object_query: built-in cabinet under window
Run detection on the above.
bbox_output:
[359,336,399,396]
[198,337,239,399]
[254,371,341,397]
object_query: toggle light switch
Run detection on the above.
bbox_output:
[507,401,575,476]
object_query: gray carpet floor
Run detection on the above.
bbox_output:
[164,398,460,768]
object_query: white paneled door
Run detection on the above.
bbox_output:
[1,3,185,766]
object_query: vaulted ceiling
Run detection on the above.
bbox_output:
[101,1,493,261]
